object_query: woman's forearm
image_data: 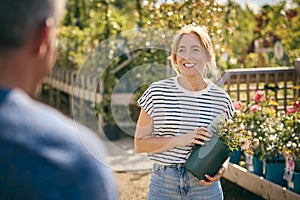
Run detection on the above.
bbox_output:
[135,135,182,153]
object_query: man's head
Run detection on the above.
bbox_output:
[0,0,66,96]
[0,0,65,51]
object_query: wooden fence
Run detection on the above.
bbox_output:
[42,64,300,119]
[216,66,300,111]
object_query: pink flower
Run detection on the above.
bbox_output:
[287,108,297,115]
[250,104,261,112]
[293,102,300,109]
[253,90,264,103]
[233,101,243,111]
[286,101,300,115]
[235,109,241,117]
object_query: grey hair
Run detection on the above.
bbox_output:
[0,0,66,50]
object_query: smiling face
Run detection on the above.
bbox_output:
[175,33,210,78]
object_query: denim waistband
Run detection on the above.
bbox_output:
[153,162,186,170]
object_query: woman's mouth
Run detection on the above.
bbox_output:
[183,63,196,68]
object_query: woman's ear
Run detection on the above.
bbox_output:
[205,53,211,62]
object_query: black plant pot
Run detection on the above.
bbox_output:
[185,135,232,181]
[103,125,120,141]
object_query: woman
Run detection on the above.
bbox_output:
[135,25,234,199]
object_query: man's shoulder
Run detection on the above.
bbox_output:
[0,89,105,158]
[0,89,117,199]
[0,89,74,132]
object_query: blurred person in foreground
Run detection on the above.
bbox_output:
[0,0,118,199]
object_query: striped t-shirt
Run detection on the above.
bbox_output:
[137,76,234,165]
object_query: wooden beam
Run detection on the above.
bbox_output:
[223,163,300,200]
[111,52,140,74]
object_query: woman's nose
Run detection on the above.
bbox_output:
[182,50,193,59]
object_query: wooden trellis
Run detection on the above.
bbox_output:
[216,67,300,111]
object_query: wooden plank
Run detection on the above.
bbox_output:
[59,70,64,90]
[237,75,240,100]
[284,72,288,111]
[265,73,270,96]
[246,74,250,101]
[274,72,279,101]
[223,163,300,200]
[295,75,300,100]
[112,93,135,105]
[227,77,231,96]
[256,73,260,90]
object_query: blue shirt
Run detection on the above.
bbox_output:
[0,89,118,200]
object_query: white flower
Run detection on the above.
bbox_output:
[252,138,259,148]
[240,138,251,150]
[269,134,276,141]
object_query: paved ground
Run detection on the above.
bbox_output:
[101,135,153,172]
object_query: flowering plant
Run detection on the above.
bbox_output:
[235,90,286,162]
[209,110,253,154]
[281,101,300,172]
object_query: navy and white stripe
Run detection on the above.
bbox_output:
[138,77,234,165]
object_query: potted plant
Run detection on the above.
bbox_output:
[229,101,248,164]
[239,91,268,176]
[239,90,286,185]
[282,101,300,194]
[261,113,286,186]
[185,110,254,180]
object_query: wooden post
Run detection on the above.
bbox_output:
[79,75,85,122]
[49,87,54,106]
[294,59,300,101]
[55,89,60,110]
[246,74,250,102]
[237,75,240,100]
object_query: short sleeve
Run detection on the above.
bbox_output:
[225,93,234,120]
[137,86,154,117]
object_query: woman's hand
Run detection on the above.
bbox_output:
[176,127,211,147]
[199,166,226,186]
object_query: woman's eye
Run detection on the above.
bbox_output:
[178,49,185,53]
[193,48,200,52]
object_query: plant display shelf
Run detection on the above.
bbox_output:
[223,163,300,200]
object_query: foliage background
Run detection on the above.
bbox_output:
[54,0,300,125]
[56,0,300,71]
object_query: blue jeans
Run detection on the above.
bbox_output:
[148,163,223,200]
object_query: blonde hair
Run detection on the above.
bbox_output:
[168,24,219,82]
